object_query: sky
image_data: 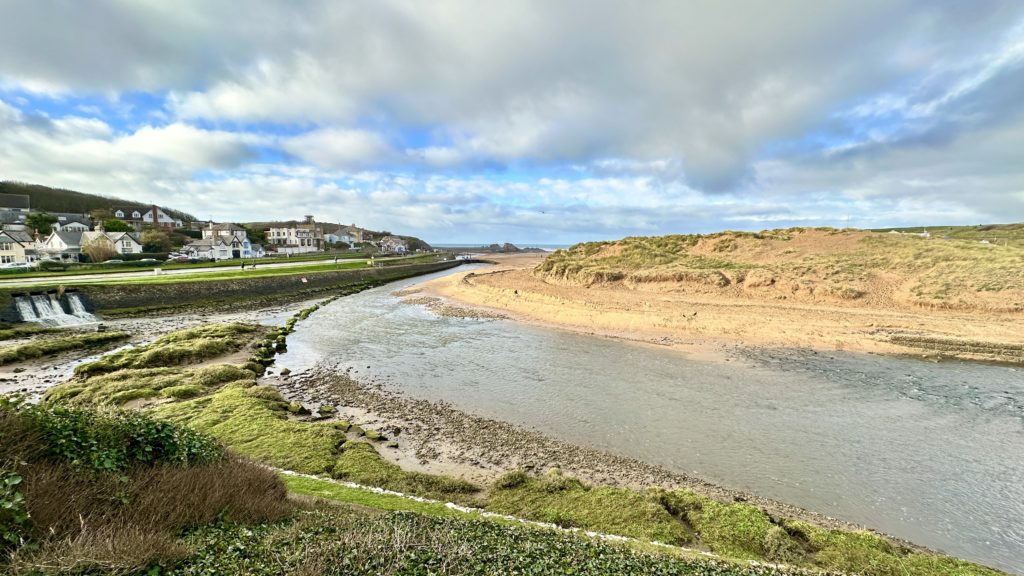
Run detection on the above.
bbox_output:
[1,1,1024,244]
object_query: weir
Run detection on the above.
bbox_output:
[12,292,98,326]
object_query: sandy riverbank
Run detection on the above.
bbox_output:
[417,254,1024,364]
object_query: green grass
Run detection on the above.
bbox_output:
[486,470,689,545]
[4,253,442,288]
[333,441,480,504]
[151,382,347,474]
[281,474,468,518]
[0,331,130,366]
[44,364,254,405]
[0,325,62,341]
[0,251,377,280]
[73,322,260,378]
[166,508,815,576]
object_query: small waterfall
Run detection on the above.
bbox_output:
[14,293,97,326]
[66,293,98,321]
[13,296,39,322]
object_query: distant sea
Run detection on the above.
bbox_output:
[431,243,572,251]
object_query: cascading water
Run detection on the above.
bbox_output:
[66,293,97,321]
[13,293,97,326]
[13,296,38,322]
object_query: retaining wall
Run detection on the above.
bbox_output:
[2,260,464,320]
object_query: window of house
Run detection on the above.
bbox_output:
[0,242,12,252]
[132,211,141,218]
[1,255,13,264]
[122,240,132,248]
[115,211,124,218]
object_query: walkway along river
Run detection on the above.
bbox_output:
[277,266,1024,573]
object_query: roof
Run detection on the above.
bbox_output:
[185,238,228,248]
[49,231,83,246]
[0,193,30,210]
[82,231,140,244]
[209,222,245,231]
[110,206,149,219]
[4,230,34,243]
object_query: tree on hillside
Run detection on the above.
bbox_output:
[81,237,117,263]
[140,229,172,253]
[102,218,132,232]
[24,212,58,235]
[242,224,266,245]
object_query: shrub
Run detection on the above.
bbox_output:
[0,468,28,552]
[6,402,223,472]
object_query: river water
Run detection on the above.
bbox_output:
[278,265,1024,573]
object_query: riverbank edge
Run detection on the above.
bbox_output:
[417,258,1024,366]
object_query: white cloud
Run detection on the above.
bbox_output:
[283,127,395,170]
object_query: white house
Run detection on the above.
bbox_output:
[40,230,84,261]
[53,218,90,232]
[200,222,253,258]
[112,205,183,229]
[80,230,143,255]
[142,206,183,228]
[379,235,408,254]
[265,216,324,254]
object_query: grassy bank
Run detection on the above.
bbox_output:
[5,253,443,289]
[34,318,1007,575]
[536,227,1024,311]
[0,331,130,366]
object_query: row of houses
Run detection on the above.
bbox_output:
[0,191,410,265]
[1,226,144,265]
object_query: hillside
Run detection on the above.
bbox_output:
[535,227,1024,313]
[0,181,196,222]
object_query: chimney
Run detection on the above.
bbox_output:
[151,204,159,227]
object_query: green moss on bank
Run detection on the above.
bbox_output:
[333,441,479,504]
[487,469,689,545]
[73,322,260,378]
[45,364,253,405]
[151,382,345,474]
[0,331,130,366]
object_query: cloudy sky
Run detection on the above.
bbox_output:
[1,1,1023,244]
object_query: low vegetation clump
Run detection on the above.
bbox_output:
[74,322,260,377]
[0,331,130,366]
[657,491,1002,576]
[44,364,254,405]
[0,324,61,342]
[487,469,689,544]
[0,398,291,574]
[152,382,348,474]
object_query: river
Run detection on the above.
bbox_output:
[277,265,1024,573]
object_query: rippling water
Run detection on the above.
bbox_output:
[278,265,1024,573]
